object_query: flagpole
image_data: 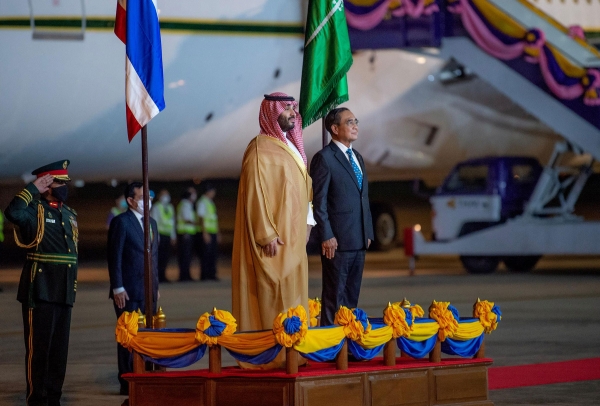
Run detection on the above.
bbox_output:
[141,125,154,328]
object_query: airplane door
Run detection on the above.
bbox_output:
[28,0,85,40]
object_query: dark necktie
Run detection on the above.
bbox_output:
[346,148,363,190]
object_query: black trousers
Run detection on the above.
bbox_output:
[22,301,72,406]
[320,250,366,326]
[157,235,171,282]
[200,233,218,280]
[113,299,156,389]
[194,233,204,273]
[177,234,194,281]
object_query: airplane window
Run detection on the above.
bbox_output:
[29,0,85,41]
[444,165,488,193]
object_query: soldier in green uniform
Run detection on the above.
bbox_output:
[4,160,78,406]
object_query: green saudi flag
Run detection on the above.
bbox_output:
[300,0,353,128]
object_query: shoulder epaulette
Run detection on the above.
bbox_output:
[16,189,35,205]
[63,205,77,216]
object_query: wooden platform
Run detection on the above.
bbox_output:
[124,357,493,406]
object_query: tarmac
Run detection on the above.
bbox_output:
[0,250,599,405]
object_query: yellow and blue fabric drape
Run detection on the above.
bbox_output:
[115,299,502,369]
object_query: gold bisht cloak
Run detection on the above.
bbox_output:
[232,135,312,369]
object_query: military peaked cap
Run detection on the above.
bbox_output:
[31,160,71,181]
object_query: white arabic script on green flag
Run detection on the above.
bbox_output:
[300,0,353,128]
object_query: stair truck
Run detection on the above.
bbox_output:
[404,141,600,273]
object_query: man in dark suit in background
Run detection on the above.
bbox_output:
[310,108,374,326]
[107,182,159,395]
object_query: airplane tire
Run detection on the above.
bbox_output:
[503,256,541,273]
[371,204,396,251]
[460,256,500,274]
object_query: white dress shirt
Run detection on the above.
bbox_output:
[283,133,317,226]
[332,139,363,174]
[179,199,195,223]
[131,207,144,229]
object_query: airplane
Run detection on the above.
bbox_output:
[0,0,598,250]
[4,0,595,185]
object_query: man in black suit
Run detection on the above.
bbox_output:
[310,108,374,326]
[107,182,159,395]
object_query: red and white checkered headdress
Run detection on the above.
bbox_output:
[258,92,307,166]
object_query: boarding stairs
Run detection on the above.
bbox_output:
[345,0,600,161]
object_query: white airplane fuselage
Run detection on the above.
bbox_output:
[0,0,572,185]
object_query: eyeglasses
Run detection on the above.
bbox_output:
[52,179,68,185]
[344,119,359,127]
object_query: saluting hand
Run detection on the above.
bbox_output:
[263,237,284,257]
[322,237,338,259]
[33,174,54,194]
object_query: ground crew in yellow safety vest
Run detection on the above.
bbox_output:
[151,189,176,283]
[176,187,197,282]
[197,183,220,281]
[106,194,127,229]
[4,160,78,406]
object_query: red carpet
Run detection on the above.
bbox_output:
[488,357,600,390]
[126,357,600,389]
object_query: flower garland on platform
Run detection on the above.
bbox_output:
[115,298,501,369]
[428,301,459,341]
[195,309,237,346]
[335,306,372,340]
[383,302,412,338]
[273,305,308,347]
[115,310,139,348]
[473,298,502,333]
[308,298,321,327]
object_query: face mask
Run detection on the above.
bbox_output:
[119,199,128,209]
[160,196,170,205]
[52,185,68,202]
[136,199,152,215]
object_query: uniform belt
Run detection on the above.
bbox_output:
[26,252,77,265]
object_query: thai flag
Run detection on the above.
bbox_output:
[115,0,165,141]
